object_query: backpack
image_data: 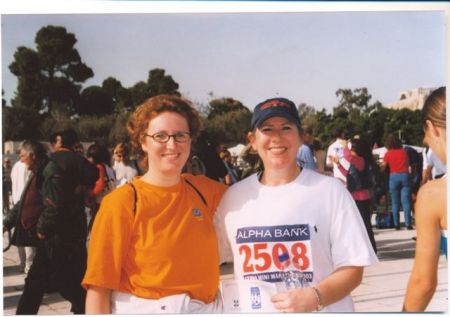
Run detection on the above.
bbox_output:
[346,164,372,192]
[96,164,116,204]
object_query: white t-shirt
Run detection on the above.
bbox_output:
[423,148,446,178]
[112,161,138,187]
[10,160,30,204]
[215,169,378,312]
[326,138,349,183]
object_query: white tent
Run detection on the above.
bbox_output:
[227,143,246,157]
[372,145,425,160]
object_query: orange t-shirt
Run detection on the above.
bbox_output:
[82,174,227,303]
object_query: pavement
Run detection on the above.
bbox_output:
[2,220,448,314]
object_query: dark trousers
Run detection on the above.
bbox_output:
[16,237,87,315]
[355,199,377,254]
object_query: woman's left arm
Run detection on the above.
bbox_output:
[271,266,363,312]
[402,183,441,312]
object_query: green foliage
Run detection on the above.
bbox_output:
[77,86,114,116]
[201,98,251,144]
[147,68,180,97]
[3,106,43,141]
[76,115,115,144]
[207,98,249,119]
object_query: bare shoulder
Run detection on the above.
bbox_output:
[415,178,447,223]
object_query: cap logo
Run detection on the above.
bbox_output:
[260,100,291,110]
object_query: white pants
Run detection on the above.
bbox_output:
[111,291,223,314]
[18,246,36,272]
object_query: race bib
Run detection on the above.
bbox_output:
[235,224,314,283]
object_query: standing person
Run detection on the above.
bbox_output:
[311,138,327,174]
[326,127,349,183]
[14,129,98,314]
[3,157,12,213]
[403,87,447,312]
[380,134,413,230]
[85,144,117,234]
[9,147,32,273]
[220,149,239,185]
[421,147,446,185]
[83,95,227,314]
[3,141,48,275]
[215,97,377,313]
[296,125,316,170]
[330,137,377,253]
[112,143,138,187]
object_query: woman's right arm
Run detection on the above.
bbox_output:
[402,181,442,311]
[86,286,112,314]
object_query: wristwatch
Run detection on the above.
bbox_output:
[311,286,324,311]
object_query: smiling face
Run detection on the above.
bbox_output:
[248,116,302,172]
[141,111,192,179]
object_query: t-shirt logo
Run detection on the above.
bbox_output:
[235,224,314,283]
[192,208,203,220]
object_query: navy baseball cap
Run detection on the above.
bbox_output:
[251,97,301,130]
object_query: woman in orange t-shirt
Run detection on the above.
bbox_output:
[82,95,227,314]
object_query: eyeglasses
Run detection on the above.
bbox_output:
[144,131,191,143]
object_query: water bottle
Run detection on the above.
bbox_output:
[278,253,307,289]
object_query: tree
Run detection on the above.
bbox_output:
[9,25,94,116]
[77,86,114,116]
[8,47,44,111]
[298,102,317,128]
[2,105,42,141]
[202,98,251,144]
[147,68,180,97]
[102,77,133,112]
[207,98,249,120]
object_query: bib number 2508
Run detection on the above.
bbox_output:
[239,242,309,273]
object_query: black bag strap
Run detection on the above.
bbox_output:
[129,182,138,214]
[184,177,208,207]
[127,177,207,216]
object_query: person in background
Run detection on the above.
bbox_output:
[112,143,138,187]
[311,138,327,175]
[83,95,227,314]
[9,145,32,273]
[14,129,98,314]
[380,134,412,230]
[219,149,239,185]
[3,141,48,276]
[330,137,377,253]
[326,127,348,184]
[49,131,63,152]
[296,125,316,170]
[421,147,446,185]
[73,142,85,155]
[403,86,447,312]
[85,144,117,234]
[193,131,228,182]
[215,97,377,313]
[3,157,12,213]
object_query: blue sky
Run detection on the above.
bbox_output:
[1,2,448,112]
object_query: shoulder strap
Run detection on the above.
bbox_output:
[184,177,208,207]
[129,182,138,214]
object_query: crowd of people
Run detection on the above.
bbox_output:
[1,87,446,314]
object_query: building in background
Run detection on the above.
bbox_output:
[387,87,437,111]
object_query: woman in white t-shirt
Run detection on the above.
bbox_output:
[112,143,138,187]
[215,97,378,313]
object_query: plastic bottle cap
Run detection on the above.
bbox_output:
[278,253,289,262]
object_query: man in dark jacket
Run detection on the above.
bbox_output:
[3,141,48,273]
[14,130,98,315]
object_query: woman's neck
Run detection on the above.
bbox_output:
[140,170,181,187]
[260,164,301,186]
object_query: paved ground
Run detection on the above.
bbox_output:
[3,224,448,314]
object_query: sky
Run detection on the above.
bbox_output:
[1,2,448,112]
